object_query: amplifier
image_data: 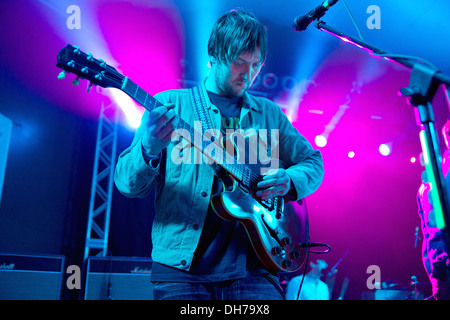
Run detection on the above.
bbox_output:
[0,253,65,300]
[84,256,153,300]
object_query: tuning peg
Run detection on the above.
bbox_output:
[81,67,89,74]
[57,70,66,80]
[87,82,93,93]
[72,77,80,86]
[73,46,81,55]
[98,59,107,68]
[95,71,104,81]
[68,60,75,68]
[86,52,93,62]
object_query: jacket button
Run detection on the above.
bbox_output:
[181,260,187,266]
[201,191,208,197]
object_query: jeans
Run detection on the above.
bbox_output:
[152,274,285,300]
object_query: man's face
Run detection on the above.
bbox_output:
[213,48,263,98]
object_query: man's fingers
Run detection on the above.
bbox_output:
[156,116,179,141]
[147,104,176,126]
[148,106,177,136]
[256,186,283,200]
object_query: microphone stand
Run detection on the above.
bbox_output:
[311,19,450,251]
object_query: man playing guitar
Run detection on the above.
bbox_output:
[114,9,324,300]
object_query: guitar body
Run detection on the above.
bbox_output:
[211,176,309,273]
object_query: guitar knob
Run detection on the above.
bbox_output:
[271,246,286,258]
[291,250,301,259]
[282,259,293,269]
[72,77,80,86]
[281,237,292,245]
[271,246,282,256]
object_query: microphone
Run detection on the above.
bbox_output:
[292,0,339,32]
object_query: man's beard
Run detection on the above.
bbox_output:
[215,69,248,98]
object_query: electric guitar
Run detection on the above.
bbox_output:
[56,44,309,273]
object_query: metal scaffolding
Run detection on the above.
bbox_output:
[84,102,118,261]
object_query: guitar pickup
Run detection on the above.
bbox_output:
[237,181,249,194]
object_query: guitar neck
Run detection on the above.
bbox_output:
[121,77,260,189]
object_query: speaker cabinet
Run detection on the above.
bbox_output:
[0,253,65,300]
[84,256,153,300]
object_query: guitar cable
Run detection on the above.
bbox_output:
[299,242,331,254]
[295,242,331,300]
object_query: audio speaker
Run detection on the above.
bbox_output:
[0,253,65,300]
[84,256,153,300]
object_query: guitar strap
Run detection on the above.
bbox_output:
[189,85,232,179]
[189,85,215,134]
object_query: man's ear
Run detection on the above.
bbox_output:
[209,56,217,66]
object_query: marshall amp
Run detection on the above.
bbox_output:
[84,256,153,300]
[0,253,65,299]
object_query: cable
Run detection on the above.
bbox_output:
[341,0,364,40]
[299,242,332,254]
[296,249,310,300]
[295,242,331,300]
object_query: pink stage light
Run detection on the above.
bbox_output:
[379,143,391,156]
[315,135,328,147]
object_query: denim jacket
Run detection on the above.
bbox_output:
[114,80,324,271]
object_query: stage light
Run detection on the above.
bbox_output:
[348,151,355,158]
[379,143,391,156]
[110,90,143,129]
[410,157,417,163]
[282,76,297,91]
[262,73,279,90]
[315,135,327,147]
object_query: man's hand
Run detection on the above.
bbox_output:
[142,103,179,155]
[256,168,293,200]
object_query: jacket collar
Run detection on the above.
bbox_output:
[200,78,262,112]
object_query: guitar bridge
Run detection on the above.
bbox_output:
[262,198,275,211]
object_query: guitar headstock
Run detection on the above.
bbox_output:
[56,44,123,90]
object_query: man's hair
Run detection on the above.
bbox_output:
[207,9,267,65]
